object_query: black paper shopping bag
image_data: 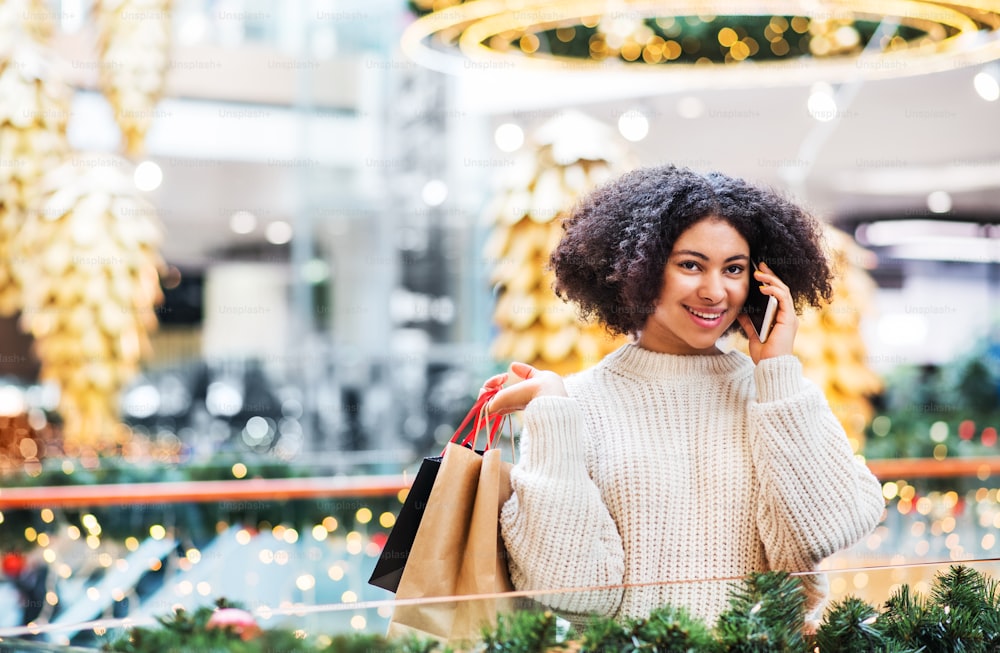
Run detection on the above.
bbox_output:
[368,388,503,593]
[367,453,442,592]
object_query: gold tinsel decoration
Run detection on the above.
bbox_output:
[12,153,165,449]
[0,0,54,41]
[0,17,71,316]
[0,2,170,449]
[799,226,882,453]
[95,0,173,157]
[487,112,633,376]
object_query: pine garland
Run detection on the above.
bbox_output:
[480,610,563,653]
[814,597,885,652]
[714,571,808,652]
[93,567,1000,653]
[878,583,944,650]
[579,604,716,651]
[102,598,439,653]
[931,565,989,649]
[816,565,1000,652]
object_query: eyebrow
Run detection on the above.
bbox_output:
[672,250,750,263]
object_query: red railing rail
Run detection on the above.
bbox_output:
[865,456,1000,480]
[0,475,410,508]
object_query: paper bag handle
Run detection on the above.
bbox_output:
[475,398,507,452]
[441,387,504,455]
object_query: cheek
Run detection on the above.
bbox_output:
[661,271,694,296]
[730,281,749,306]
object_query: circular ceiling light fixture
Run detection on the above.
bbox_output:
[401,0,1000,87]
[974,68,1000,100]
[617,108,650,141]
[494,122,525,151]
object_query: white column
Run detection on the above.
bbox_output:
[201,263,290,360]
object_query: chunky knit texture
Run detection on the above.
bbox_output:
[499,343,885,625]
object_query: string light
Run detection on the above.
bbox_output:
[402,1,1000,87]
[973,69,1000,101]
[0,484,995,640]
[617,109,650,141]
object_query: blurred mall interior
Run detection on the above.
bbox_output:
[0,0,998,648]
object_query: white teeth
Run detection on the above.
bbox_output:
[688,307,722,320]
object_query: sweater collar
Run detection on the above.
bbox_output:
[600,342,750,380]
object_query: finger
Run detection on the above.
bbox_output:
[755,262,789,291]
[757,283,791,305]
[486,383,538,416]
[484,373,508,388]
[758,279,794,316]
[509,361,537,380]
[478,373,508,397]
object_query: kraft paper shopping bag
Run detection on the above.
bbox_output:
[369,390,504,593]
[386,443,514,644]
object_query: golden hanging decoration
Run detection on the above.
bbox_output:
[0,0,55,42]
[12,153,166,449]
[0,2,171,450]
[95,0,173,157]
[802,226,883,454]
[0,18,72,316]
[487,112,633,376]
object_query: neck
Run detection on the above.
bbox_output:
[635,330,725,355]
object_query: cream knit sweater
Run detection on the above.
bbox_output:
[499,343,885,624]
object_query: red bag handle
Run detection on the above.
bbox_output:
[441,387,504,455]
[468,393,506,452]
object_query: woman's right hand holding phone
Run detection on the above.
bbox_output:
[481,362,568,416]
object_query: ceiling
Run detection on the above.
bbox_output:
[53,26,1000,270]
[474,63,1000,226]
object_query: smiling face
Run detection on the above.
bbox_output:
[636,217,751,355]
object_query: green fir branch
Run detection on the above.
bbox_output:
[478,609,563,653]
[815,596,884,652]
[713,571,809,652]
[633,604,717,651]
[578,612,626,652]
[925,565,994,652]
[878,583,947,651]
[980,575,1000,651]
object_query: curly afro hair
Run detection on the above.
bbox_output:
[549,164,834,337]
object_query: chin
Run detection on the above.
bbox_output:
[685,339,720,353]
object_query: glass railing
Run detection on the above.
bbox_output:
[1,458,998,650]
[2,558,999,651]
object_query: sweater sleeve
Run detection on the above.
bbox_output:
[749,356,885,590]
[499,395,625,617]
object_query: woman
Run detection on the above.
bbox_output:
[483,165,885,625]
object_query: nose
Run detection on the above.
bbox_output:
[698,272,725,303]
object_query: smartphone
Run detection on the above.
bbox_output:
[743,262,778,343]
